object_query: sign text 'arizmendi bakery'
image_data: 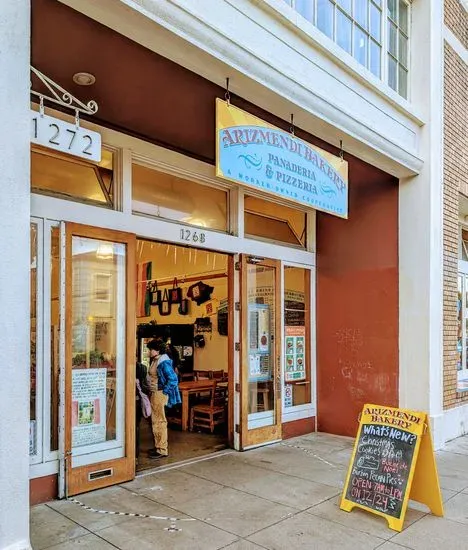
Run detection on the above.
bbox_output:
[216,99,348,218]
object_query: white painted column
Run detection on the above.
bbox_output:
[399,0,444,448]
[0,1,32,549]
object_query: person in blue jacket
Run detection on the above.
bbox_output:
[147,339,181,459]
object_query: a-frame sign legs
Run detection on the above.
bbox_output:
[408,417,444,517]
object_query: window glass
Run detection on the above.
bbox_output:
[31,149,113,206]
[50,226,60,451]
[399,32,408,67]
[337,10,353,54]
[462,231,468,261]
[71,237,126,448]
[388,55,398,90]
[387,0,397,20]
[30,222,38,456]
[354,26,368,66]
[295,0,315,21]
[282,0,408,98]
[458,276,463,372]
[370,40,381,77]
[317,0,334,38]
[399,0,408,33]
[398,65,408,98]
[354,0,369,30]
[244,195,307,247]
[387,0,409,98]
[247,264,277,423]
[284,267,311,407]
[388,21,398,56]
[370,2,381,41]
[338,0,352,12]
[132,164,228,232]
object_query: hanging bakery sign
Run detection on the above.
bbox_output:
[216,99,348,218]
[30,66,101,162]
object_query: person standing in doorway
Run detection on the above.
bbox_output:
[147,339,181,459]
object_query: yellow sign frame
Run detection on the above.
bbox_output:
[340,404,444,532]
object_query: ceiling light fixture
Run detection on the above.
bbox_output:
[72,72,96,86]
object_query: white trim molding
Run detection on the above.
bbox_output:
[444,25,468,65]
[442,403,468,447]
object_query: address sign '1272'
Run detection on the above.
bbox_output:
[31,109,101,163]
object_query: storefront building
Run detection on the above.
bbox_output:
[0,1,457,549]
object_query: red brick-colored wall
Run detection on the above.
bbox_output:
[30,475,57,505]
[316,166,399,437]
[282,417,315,439]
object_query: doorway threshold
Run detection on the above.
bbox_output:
[135,448,235,478]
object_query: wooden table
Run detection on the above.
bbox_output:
[179,380,215,431]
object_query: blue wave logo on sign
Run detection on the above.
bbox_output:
[218,124,348,218]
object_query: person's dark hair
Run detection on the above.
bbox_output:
[147,339,166,355]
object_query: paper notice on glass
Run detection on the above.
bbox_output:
[284,384,293,408]
[258,308,269,353]
[285,326,306,382]
[249,354,261,377]
[72,368,107,448]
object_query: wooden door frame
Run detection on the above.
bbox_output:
[65,223,136,496]
[240,255,282,449]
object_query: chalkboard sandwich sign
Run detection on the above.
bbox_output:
[340,404,444,532]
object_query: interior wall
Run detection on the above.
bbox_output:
[316,163,399,437]
[137,241,229,372]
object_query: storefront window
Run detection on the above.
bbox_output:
[50,225,60,451]
[284,266,311,407]
[457,274,468,391]
[132,164,228,232]
[461,230,468,261]
[31,149,114,207]
[247,263,277,423]
[30,223,38,456]
[71,237,126,449]
[244,195,307,247]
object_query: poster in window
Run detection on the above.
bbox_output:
[72,368,107,448]
[284,326,306,382]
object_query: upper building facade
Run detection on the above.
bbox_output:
[0,1,466,549]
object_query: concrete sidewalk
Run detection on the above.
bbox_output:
[31,433,468,549]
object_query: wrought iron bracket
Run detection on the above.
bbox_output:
[30,65,98,127]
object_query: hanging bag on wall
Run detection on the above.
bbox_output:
[136,379,152,418]
[150,281,162,306]
[178,298,190,316]
[169,278,182,304]
[158,288,172,316]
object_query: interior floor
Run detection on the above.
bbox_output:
[136,415,228,471]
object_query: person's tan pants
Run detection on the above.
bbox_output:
[151,390,168,456]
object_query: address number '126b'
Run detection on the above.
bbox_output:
[31,109,102,163]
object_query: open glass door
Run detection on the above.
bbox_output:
[240,256,281,449]
[64,223,136,496]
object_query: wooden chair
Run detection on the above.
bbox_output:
[190,381,226,433]
[210,369,227,382]
[194,370,211,380]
